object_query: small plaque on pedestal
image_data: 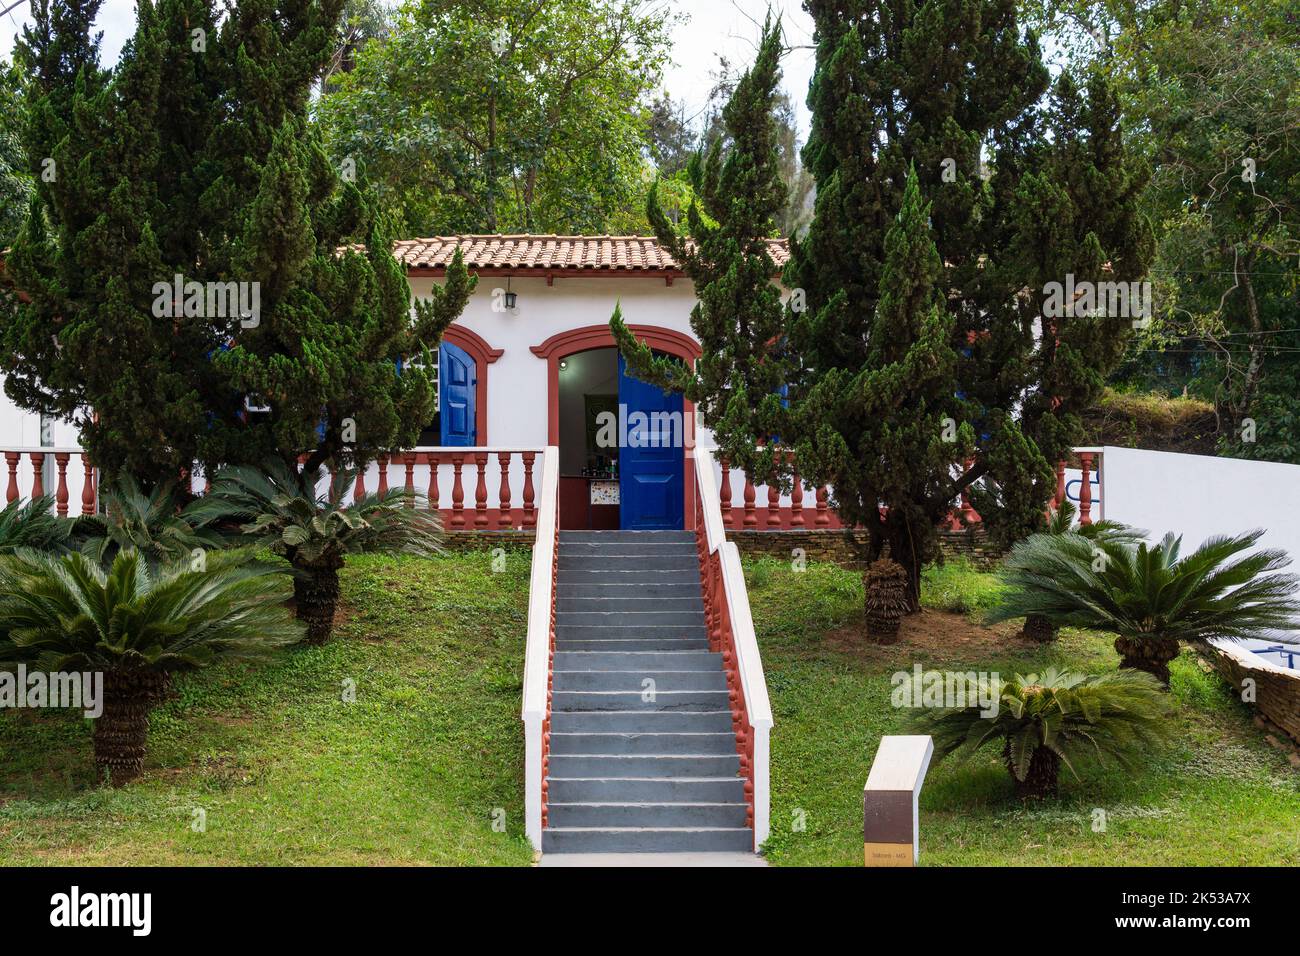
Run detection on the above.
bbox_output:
[863,735,933,867]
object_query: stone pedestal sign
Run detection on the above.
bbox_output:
[863,735,933,867]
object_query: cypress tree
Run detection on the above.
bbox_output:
[636,1,1153,608]
[611,17,791,484]
[2,0,472,486]
[0,60,32,247]
[774,1,1152,606]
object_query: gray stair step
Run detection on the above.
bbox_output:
[542,827,753,853]
[547,776,746,803]
[559,555,698,572]
[556,610,704,627]
[560,583,702,599]
[553,690,729,711]
[548,754,741,778]
[553,671,726,692]
[552,651,720,671]
[556,624,708,640]
[550,710,735,733]
[550,732,738,755]
[559,542,699,556]
[557,597,704,613]
[558,570,700,585]
[560,531,695,543]
[554,638,711,652]
[546,802,748,828]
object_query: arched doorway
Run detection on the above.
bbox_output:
[531,325,700,531]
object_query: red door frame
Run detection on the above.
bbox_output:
[530,324,701,530]
[441,325,503,444]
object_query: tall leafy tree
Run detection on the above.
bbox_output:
[317,0,677,235]
[1,0,472,487]
[1026,0,1299,461]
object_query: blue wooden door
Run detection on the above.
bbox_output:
[439,341,477,446]
[618,353,684,530]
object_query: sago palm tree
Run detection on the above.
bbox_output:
[186,459,442,644]
[0,495,77,553]
[72,473,223,566]
[1020,501,1146,643]
[909,667,1170,799]
[0,550,302,785]
[988,529,1300,685]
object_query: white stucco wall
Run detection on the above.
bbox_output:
[408,274,708,449]
[1100,446,1300,564]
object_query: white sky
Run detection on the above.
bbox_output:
[1,0,816,135]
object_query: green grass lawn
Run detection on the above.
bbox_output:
[3,549,1296,866]
[0,550,536,866]
[748,556,1300,866]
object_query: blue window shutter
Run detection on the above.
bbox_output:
[439,341,477,446]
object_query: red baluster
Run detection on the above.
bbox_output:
[376,454,389,496]
[815,486,830,526]
[1079,452,1093,525]
[5,452,19,503]
[403,453,416,507]
[81,455,96,514]
[1054,459,1066,510]
[521,452,536,528]
[497,451,513,529]
[474,453,489,528]
[29,452,45,499]
[353,468,365,503]
[426,454,440,513]
[959,459,982,524]
[790,456,804,527]
[743,474,757,528]
[54,453,69,516]
[766,477,781,528]
[450,456,465,528]
[719,456,734,529]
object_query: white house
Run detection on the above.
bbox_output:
[0,234,814,532]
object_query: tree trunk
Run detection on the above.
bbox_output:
[1114,635,1180,687]
[93,670,170,787]
[1022,614,1058,643]
[1005,742,1059,799]
[885,527,922,613]
[294,558,344,645]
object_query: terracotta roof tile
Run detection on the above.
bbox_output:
[390,235,790,273]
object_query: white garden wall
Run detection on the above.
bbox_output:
[1100,446,1300,566]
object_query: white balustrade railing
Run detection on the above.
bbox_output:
[694,445,773,849]
[521,447,560,850]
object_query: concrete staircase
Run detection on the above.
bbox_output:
[543,530,753,854]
